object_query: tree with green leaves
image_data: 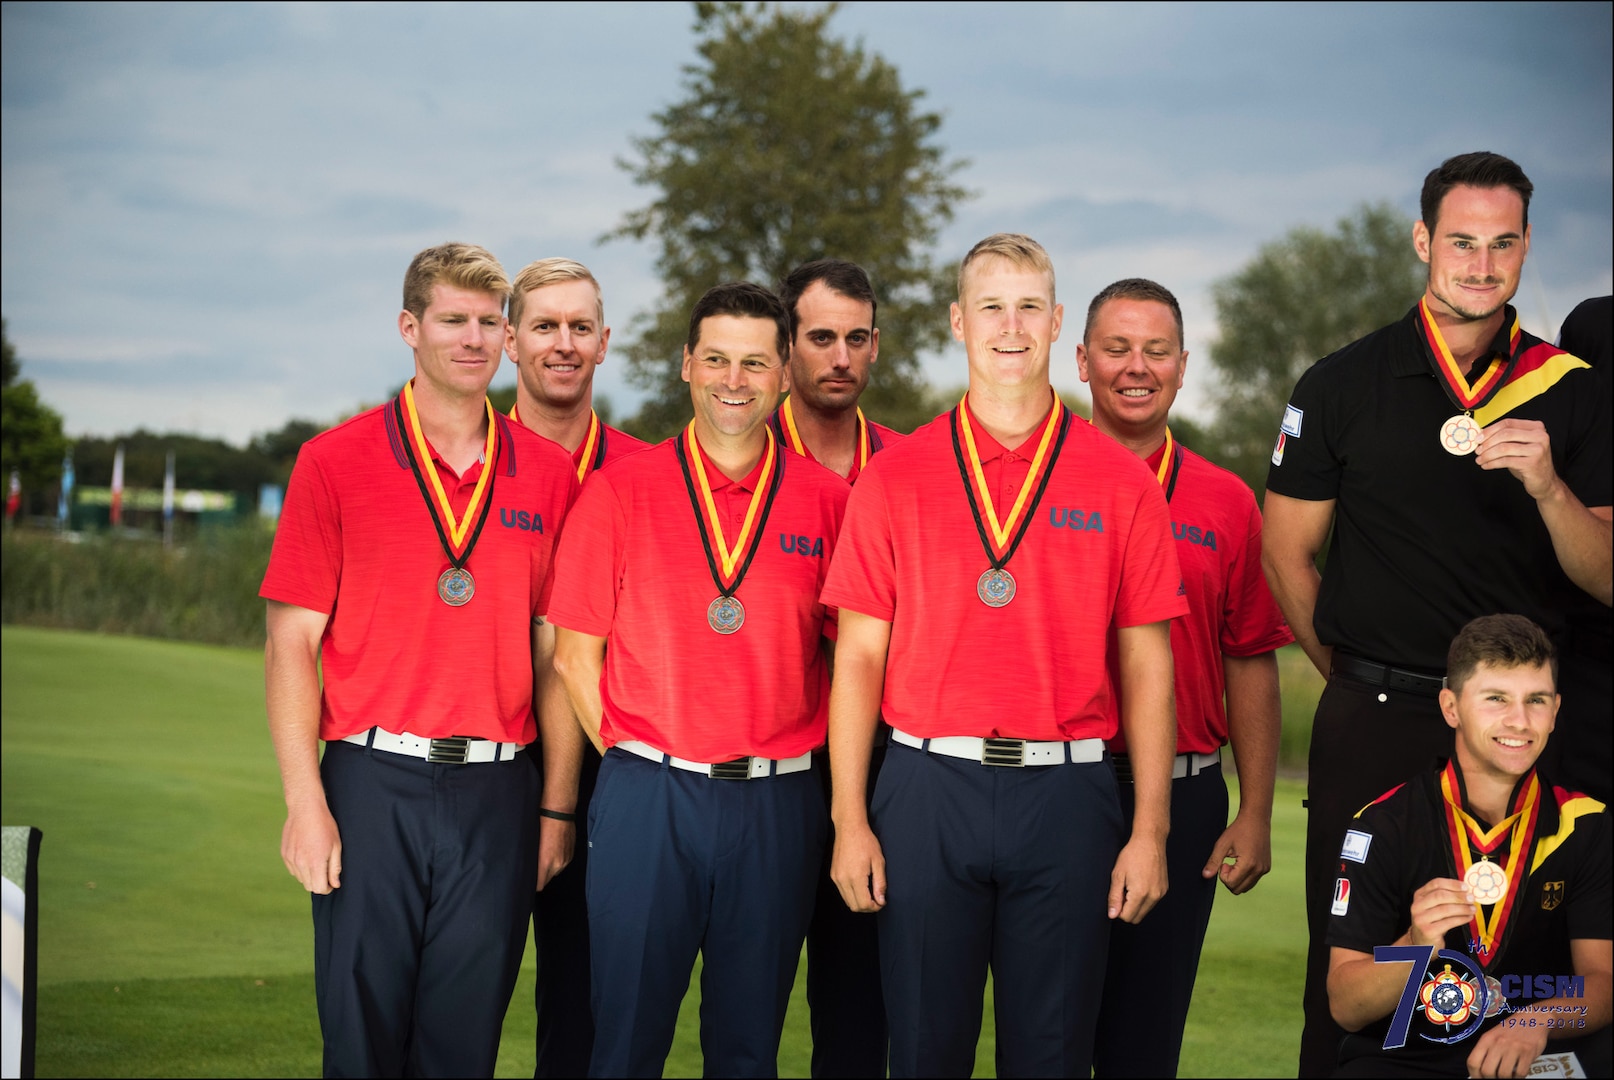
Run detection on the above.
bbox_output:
[1,319,69,514]
[608,1,970,439]
[1206,203,1425,494]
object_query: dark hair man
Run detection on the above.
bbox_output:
[1262,152,1612,1075]
[502,255,648,1078]
[261,243,580,1075]
[1076,278,1295,1077]
[823,234,1186,1076]
[772,257,901,1078]
[548,282,850,1076]
[1326,614,1610,1078]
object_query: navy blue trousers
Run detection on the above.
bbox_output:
[531,743,599,1078]
[586,749,827,1078]
[313,739,539,1078]
[872,742,1123,1079]
[1093,764,1228,1077]
[805,742,888,1078]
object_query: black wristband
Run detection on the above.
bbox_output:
[538,808,577,824]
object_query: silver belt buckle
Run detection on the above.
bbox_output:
[428,736,472,764]
[981,738,1025,767]
[709,757,753,780]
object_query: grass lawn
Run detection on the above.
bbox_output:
[2,626,1317,1077]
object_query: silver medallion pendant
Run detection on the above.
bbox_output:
[708,594,745,634]
[976,568,1016,608]
[438,567,475,607]
[1440,413,1482,456]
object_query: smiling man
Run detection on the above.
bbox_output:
[1261,152,1613,1076]
[547,282,849,1077]
[502,256,647,1078]
[1076,278,1294,1077]
[261,243,579,1076]
[1326,614,1610,1078]
[823,234,1186,1077]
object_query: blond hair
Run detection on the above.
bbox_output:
[508,258,604,329]
[957,233,1056,302]
[402,243,510,318]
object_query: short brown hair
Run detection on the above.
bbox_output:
[687,282,791,358]
[1083,278,1184,348]
[957,233,1055,302]
[1420,152,1534,234]
[1446,614,1557,693]
[508,257,604,330]
[777,259,878,339]
[402,242,509,319]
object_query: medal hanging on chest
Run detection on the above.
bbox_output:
[397,383,499,607]
[951,395,1070,608]
[675,423,785,635]
[1439,761,1540,969]
[1416,299,1522,456]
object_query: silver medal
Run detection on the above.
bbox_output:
[976,568,1016,608]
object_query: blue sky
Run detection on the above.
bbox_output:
[3,1,1609,443]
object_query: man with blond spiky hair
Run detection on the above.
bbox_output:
[262,242,579,1076]
[822,233,1186,1076]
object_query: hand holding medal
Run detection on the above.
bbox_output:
[1417,298,1521,458]
[1439,762,1539,968]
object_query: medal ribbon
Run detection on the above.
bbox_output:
[1439,761,1540,968]
[951,394,1070,568]
[396,382,499,569]
[779,396,870,473]
[1418,298,1521,413]
[675,423,785,594]
[509,405,605,484]
[1153,427,1184,503]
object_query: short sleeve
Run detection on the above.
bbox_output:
[545,477,624,637]
[1113,480,1187,629]
[821,466,897,622]
[260,447,341,614]
[533,469,583,617]
[1265,361,1343,501]
[1220,496,1295,656]
[1327,802,1411,954]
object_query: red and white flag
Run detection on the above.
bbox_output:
[110,445,126,526]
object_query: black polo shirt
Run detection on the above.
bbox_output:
[1266,304,1611,671]
[1327,761,1611,1073]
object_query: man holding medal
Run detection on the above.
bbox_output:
[503,256,647,1078]
[1326,614,1611,1078]
[771,257,901,1079]
[548,282,849,1077]
[822,233,1187,1077]
[1075,278,1294,1077]
[1261,152,1613,1076]
[262,242,581,1075]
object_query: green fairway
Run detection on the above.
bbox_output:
[2,626,1309,1077]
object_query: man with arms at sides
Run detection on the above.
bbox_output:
[1076,278,1294,1077]
[772,256,900,1078]
[262,243,580,1076]
[503,255,648,1078]
[1262,152,1612,1075]
[1327,614,1610,1078]
[549,283,850,1077]
[823,234,1186,1078]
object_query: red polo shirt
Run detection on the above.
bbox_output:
[547,434,850,761]
[769,402,903,485]
[1108,440,1294,755]
[821,398,1187,742]
[261,392,580,744]
[508,405,650,483]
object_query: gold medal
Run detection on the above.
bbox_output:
[1440,414,1482,456]
[1440,762,1539,967]
[1464,858,1509,905]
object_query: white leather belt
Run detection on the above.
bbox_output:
[890,727,1104,767]
[1111,749,1222,782]
[615,739,812,780]
[341,728,524,764]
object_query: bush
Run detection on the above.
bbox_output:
[1,524,272,648]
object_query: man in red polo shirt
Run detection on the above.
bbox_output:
[262,242,579,1077]
[502,255,648,1078]
[771,256,901,1079]
[1076,278,1294,1077]
[549,282,849,1077]
[823,233,1186,1077]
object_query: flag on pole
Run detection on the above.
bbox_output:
[4,469,18,522]
[162,450,176,546]
[110,444,126,527]
[57,450,74,530]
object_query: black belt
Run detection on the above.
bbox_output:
[1331,652,1444,698]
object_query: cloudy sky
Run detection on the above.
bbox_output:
[3,1,1609,443]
